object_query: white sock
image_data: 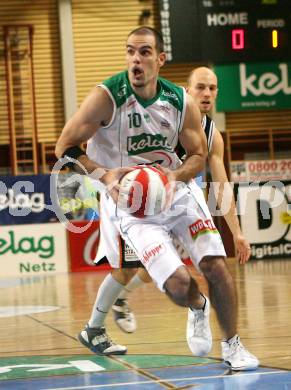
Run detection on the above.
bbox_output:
[88,273,124,328]
[117,273,144,300]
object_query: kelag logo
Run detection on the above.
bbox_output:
[0,231,54,259]
[240,63,291,97]
[0,175,54,225]
[215,62,291,111]
[0,188,45,214]
[0,223,68,276]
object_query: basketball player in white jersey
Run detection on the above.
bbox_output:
[55,25,216,355]
[55,27,254,370]
[88,67,258,371]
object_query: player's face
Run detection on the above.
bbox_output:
[126,33,166,91]
[188,70,218,114]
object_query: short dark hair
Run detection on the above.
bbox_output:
[127,26,164,53]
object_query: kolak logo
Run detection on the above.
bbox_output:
[127,133,172,155]
[240,63,291,97]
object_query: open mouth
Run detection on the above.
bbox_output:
[132,67,143,77]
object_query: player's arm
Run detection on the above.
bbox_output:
[208,128,251,264]
[55,87,133,199]
[55,87,113,177]
[174,94,207,182]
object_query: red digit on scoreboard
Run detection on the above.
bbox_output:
[232,29,244,50]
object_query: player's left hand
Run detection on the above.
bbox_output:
[234,234,251,265]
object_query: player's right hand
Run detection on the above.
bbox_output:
[155,164,177,208]
[234,233,251,265]
[102,167,134,203]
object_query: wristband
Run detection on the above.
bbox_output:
[88,168,108,193]
[61,146,86,169]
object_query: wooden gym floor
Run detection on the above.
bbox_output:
[0,257,290,389]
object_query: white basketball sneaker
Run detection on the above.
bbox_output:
[186,295,212,357]
[112,298,137,333]
[221,335,259,370]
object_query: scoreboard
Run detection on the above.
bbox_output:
[159,0,291,63]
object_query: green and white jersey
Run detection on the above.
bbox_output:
[87,71,186,169]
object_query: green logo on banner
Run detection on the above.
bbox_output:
[215,62,291,111]
[0,231,54,259]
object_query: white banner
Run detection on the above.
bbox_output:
[236,181,291,260]
[0,223,68,276]
[231,159,291,183]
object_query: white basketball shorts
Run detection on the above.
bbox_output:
[97,180,226,291]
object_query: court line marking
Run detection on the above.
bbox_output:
[110,355,180,389]
[27,315,78,342]
[41,369,288,390]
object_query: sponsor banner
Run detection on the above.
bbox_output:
[68,221,109,272]
[0,174,55,225]
[0,223,68,276]
[0,173,100,226]
[55,173,99,221]
[231,159,291,182]
[214,62,291,111]
[235,180,291,260]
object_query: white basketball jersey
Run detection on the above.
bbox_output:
[87,71,186,169]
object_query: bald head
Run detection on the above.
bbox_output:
[187,67,218,114]
[187,67,217,87]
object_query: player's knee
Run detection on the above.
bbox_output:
[138,268,152,283]
[111,268,137,285]
[200,256,231,283]
[164,266,192,307]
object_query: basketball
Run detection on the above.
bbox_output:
[118,166,171,218]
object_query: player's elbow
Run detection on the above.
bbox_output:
[198,144,208,165]
[197,153,206,172]
[55,141,65,160]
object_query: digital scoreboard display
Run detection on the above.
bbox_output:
[159,0,291,63]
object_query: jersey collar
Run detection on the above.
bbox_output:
[125,72,161,108]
